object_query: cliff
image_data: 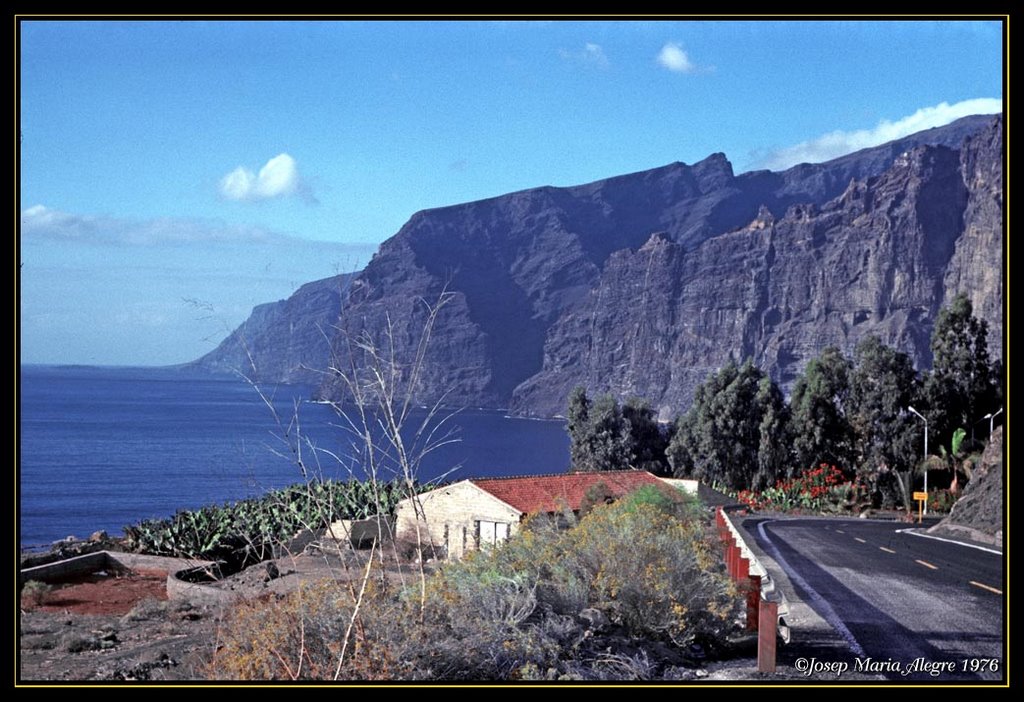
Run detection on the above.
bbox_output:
[189,274,352,384]
[194,114,1002,417]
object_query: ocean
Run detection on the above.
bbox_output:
[18,365,570,547]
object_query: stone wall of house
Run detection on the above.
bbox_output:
[394,481,521,560]
[657,478,699,494]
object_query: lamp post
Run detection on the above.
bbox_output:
[985,408,1004,437]
[908,406,928,515]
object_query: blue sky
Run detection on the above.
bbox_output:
[19,19,1004,365]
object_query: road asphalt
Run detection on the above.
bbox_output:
[743,516,1004,683]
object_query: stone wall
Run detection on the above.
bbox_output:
[395,481,521,559]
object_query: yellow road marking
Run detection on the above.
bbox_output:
[835,529,845,534]
[854,537,867,543]
[970,581,1003,595]
[879,547,896,554]
[915,559,938,570]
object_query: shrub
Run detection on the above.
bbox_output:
[208,487,739,680]
[121,597,170,623]
[209,579,403,680]
[738,464,865,514]
[20,580,52,609]
[929,488,957,513]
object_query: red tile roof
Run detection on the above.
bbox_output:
[470,471,674,515]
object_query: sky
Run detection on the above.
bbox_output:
[18,19,1004,365]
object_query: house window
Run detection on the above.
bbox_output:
[475,520,511,549]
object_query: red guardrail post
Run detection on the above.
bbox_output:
[746,574,761,632]
[758,599,778,673]
[736,554,749,583]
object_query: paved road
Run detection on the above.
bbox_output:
[746,518,1004,681]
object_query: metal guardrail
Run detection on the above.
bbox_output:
[715,506,790,672]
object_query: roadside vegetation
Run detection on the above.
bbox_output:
[207,486,741,681]
[568,293,1002,514]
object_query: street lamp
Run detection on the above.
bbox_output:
[983,408,1004,437]
[908,406,929,515]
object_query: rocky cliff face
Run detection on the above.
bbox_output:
[516,134,999,416]
[930,427,1003,547]
[194,114,1002,417]
[189,274,352,384]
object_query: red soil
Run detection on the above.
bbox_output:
[33,569,168,616]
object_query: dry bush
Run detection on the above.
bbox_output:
[206,487,739,681]
[20,580,52,609]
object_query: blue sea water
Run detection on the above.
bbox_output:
[18,365,570,546]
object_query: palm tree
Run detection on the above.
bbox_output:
[922,427,975,495]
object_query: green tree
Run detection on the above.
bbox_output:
[668,359,771,490]
[622,397,671,476]
[924,293,999,446]
[790,346,854,474]
[847,335,920,508]
[586,394,633,471]
[566,388,633,472]
[754,376,790,491]
[567,389,673,473]
[567,386,593,471]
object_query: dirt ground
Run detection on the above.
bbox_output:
[19,540,791,683]
[17,542,427,682]
[34,569,169,616]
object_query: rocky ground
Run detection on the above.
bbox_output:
[19,537,781,683]
[17,540,434,682]
[929,427,1004,548]
[19,578,218,681]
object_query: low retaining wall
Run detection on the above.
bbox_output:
[326,515,395,548]
[18,550,229,608]
[19,551,109,585]
[716,507,791,673]
[165,564,240,607]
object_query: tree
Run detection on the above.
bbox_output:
[754,376,790,491]
[924,293,1000,447]
[567,386,593,471]
[566,390,671,473]
[565,388,632,472]
[668,359,772,490]
[847,335,920,509]
[237,287,461,675]
[586,394,633,471]
[621,397,671,476]
[790,346,854,475]
[930,427,971,492]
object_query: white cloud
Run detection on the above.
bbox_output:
[657,42,695,73]
[559,42,610,69]
[756,98,1003,171]
[20,205,307,248]
[218,153,316,203]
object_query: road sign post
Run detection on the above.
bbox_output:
[913,491,928,523]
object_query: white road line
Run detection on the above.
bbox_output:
[895,528,1002,555]
[756,520,866,658]
[854,537,867,544]
[879,547,896,554]
[916,559,938,570]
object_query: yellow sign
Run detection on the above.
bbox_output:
[913,491,928,501]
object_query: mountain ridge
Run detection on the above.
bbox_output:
[192,113,1003,417]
